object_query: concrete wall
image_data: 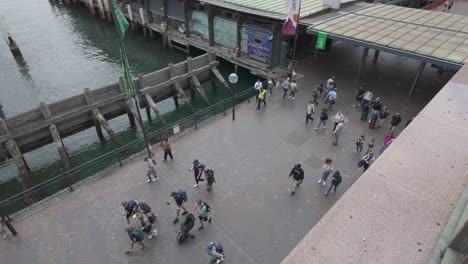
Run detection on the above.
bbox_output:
[281,66,468,263]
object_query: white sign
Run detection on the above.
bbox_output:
[173,124,180,134]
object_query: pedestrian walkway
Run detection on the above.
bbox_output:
[0,42,441,264]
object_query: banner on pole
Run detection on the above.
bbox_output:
[282,0,301,36]
[315,32,327,50]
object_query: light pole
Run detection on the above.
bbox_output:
[228,73,238,121]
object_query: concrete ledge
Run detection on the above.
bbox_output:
[281,66,468,264]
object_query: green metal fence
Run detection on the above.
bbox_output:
[0,85,259,221]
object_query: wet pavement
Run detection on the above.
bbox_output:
[0,42,451,264]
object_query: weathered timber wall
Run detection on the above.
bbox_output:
[0,53,217,155]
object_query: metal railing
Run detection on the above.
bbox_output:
[0,85,259,221]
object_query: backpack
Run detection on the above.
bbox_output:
[127,200,138,212]
[214,242,224,253]
[178,189,187,202]
[202,202,211,213]
[206,170,215,185]
[334,175,342,184]
[312,89,318,97]
[322,112,328,120]
[131,228,145,241]
[146,211,156,224]
[198,163,206,171]
[139,202,151,213]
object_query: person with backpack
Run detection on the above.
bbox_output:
[355,135,366,153]
[377,106,389,128]
[312,84,322,105]
[205,169,216,192]
[360,102,370,121]
[167,189,188,224]
[352,86,365,108]
[122,200,139,224]
[315,108,328,129]
[137,211,158,240]
[306,100,315,124]
[361,152,376,172]
[190,159,206,188]
[192,200,212,230]
[144,157,158,183]
[369,97,382,124]
[324,171,342,196]
[124,225,146,255]
[361,89,373,106]
[206,242,225,264]
[325,88,337,112]
[390,113,402,133]
[138,202,152,214]
[288,163,304,195]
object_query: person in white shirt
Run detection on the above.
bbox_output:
[326,89,337,112]
[254,79,263,101]
[333,111,344,131]
[327,76,335,85]
[289,80,298,99]
[333,121,344,145]
[362,89,373,106]
[306,100,315,124]
[144,157,158,183]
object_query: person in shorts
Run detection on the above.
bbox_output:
[167,190,188,224]
[192,200,212,230]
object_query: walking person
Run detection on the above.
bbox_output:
[352,86,365,108]
[282,78,290,98]
[360,102,370,121]
[167,189,189,224]
[332,121,344,145]
[325,88,337,112]
[287,62,294,79]
[206,242,225,264]
[361,152,375,172]
[361,89,373,106]
[289,80,298,99]
[254,79,262,101]
[267,78,275,95]
[390,113,402,133]
[369,97,382,123]
[324,171,342,196]
[122,200,139,225]
[333,111,344,131]
[324,80,334,100]
[355,135,365,153]
[124,225,147,255]
[288,163,304,195]
[306,100,315,124]
[369,108,379,129]
[366,137,375,154]
[315,108,328,129]
[189,159,205,188]
[205,169,216,192]
[257,88,267,110]
[318,158,333,186]
[377,106,389,128]
[192,200,212,230]
[161,138,174,161]
[144,157,158,183]
[312,84,322,105]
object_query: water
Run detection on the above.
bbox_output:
[0,0,256,199]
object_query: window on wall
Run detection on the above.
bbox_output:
[190,11,209,38]
[214,17,237,48]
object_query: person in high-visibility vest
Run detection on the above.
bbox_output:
[257,88,267,110]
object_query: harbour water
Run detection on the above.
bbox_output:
[0,0,255,199]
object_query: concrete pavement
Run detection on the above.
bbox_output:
[0,42,445,264]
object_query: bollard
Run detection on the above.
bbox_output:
[1,215,17,237]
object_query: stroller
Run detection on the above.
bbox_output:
[137,211,158,240]
[176,213,195,244]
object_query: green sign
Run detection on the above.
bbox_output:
[315,32,328,50]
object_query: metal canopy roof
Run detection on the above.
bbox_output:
[200,0,358,20]
[307,4,468,69]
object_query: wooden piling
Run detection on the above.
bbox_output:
[88,0,96,15]
[0,119,32,190]
[169,63,194,111]
[83,88,105,140]
[211,67,231,92]
[118,78,136,128]
[191,76,210,105]
[144,94,167,126]
[187,57,196,100]
[96,0,106,19]
[5,139,33,190]
[138,74,151,121]
[126,100,150,136]
[39,103,71,170]
[91,108,123,147]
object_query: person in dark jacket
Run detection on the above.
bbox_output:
[315,108,328,129]
[390,113,402,133]
[288,163,304,195]
[352,87,365,108]
[324,171,342,196]
[369,97,382,123]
